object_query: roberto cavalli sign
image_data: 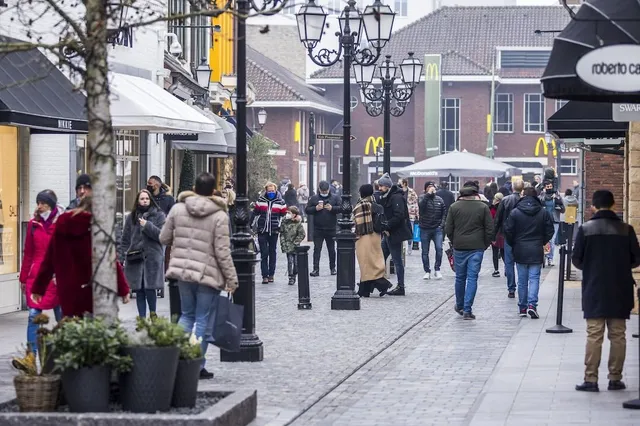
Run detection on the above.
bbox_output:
[576,45,640,93]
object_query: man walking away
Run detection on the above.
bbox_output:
[305,180,342,277]
[446,182,493,320]
[378,173,413,296]
[503,187,554,319]
[418,181,446,280]
[436,181,455,214]
[572,190,640,392]
[494,178,524,299]
[147,175,176,215]
[539,180,565,266]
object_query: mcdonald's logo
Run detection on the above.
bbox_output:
[365,136,384,155]
[534,137,557,157]
[425,63,439,81]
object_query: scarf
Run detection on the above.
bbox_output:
[353,196,375,237]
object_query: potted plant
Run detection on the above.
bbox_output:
[48,317,131,413]
[119,316,184,413]
[171,334,203,408]
[11,314,60,412]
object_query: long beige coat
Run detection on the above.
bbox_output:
[356,232,386,282]
[160,191,238,291]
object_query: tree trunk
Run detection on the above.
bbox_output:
[85,0,118,323]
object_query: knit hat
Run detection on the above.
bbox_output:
[424,181,436,191]
[76,174,92,190]
[359,184,374,198]
[378,173,393,188]
[318,180,330,192]
[36,190,58,210]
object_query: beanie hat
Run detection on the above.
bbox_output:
[318,180,330,191]
[359,184,374,198]
[424,181,436,191]
[76,174,92,190]
[36,190,58,210]
[377,173,393,188]
[464,180,479,190]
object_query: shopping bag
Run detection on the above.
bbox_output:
[412,222,420,243]
[445,241,455,271]
[252,235,260,254]
[210,294,244,352]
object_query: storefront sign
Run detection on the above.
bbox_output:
[612,103,640,122]
[575,45,640,93]
[364,136,384,155]
[57,120,73,130]
[534,137,557,157]
[164,133,199,141]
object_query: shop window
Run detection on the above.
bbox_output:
[116,130,141,217]
[560,158,578,175]
[0,126,19,275]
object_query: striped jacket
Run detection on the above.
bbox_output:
[252,193,287,235]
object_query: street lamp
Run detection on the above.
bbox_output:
[355,53,422,174]
[296,0,394,310]
[257,108,268,130]
[195,57,212,89]
[222,0,286,364]
[230,90,238,113]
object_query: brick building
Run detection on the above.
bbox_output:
[308,5,580,193]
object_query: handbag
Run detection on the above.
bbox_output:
[205,294,244,353]
[126,249,144,263]
[445,241,455,271]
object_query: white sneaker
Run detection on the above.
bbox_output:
[423,273,431,280]
[433,271,443,280]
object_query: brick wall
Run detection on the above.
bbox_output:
[584,151,624,220]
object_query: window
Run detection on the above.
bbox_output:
[338,156,343,175]
[445,176,460,197]
[299,160,307,185]
[441,98,460,153]
[394,0,408,17]
[499,50,551,69]
[319,163,327,182]
[524,93,545,133]
[323,0,343,15]
[75,136,87,175]
[560,158,578,175]
[191,15,209,70]
[168,0,187,59]
[555,99,568,112]
[494,93,513,133]
[115,130,141,218]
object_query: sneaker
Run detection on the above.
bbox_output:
[288,276,296,286]
[262,277,269,284]
[508,292,515,299]
[199,368,214,380]
[433,271,443,280]
[492,270,500,277]
[454,306,463,316]
[423,272,431,280]
[527,305,540,319]
[575,382,599,392]
[387,286,405,296]
[608,380,626,391]
[547,259,554,267]
[519,308,527,318]
[330,269,337,276]
[463,312,476,320]
[268,276,274,283]
[310,270,319,277]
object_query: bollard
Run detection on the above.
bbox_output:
[565,223,575,281]
[623,288,640,409]
[296,245,312,310]
[546,245,573,334]
[168,280,181,324]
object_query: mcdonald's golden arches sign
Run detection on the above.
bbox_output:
[365,136,384,155]
[424,63,439,81]
[534,137,557,157]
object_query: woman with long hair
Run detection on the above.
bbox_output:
[118,189,166,318]
[490,192,505,277]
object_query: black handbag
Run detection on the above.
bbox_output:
[126,250,144,263]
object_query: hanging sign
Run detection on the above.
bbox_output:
[575,45,640,93]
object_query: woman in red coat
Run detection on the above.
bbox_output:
[490,192,505,278]
[31,196,130,317]
[19,190,63,352]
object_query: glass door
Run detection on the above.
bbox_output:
[0,126,20,314]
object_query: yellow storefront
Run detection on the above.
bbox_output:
[0,126,20,314]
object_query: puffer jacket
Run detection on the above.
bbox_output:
[252,193,287,235]
[418,193,446,230]
[160,191,238,291]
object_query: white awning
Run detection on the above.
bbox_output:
[110,73,221,133]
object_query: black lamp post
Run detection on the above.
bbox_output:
[222,0,286,363]
[296,0,395,310]
[194,57,213,107]
[354,53,422,175]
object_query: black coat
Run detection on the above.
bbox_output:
[494,192,520,238]
[305,193,342,232]
[418,194,446,230]
[379,185,413,244]
[436,188,455,213]
[572,210,640,319]
[503,196,555,265]
[154,189,176,215]
[284,189,298,207]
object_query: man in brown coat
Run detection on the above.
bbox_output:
[160,172,238,380]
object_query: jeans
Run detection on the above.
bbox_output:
[258,233,279,278]
[382,236,405,286]
[177,281,220,369]
[504,241,516,293]
[454,249,484,313]
[547,223,560,261]
[420,228,443,273]
[28,306,62,353]
[516,263,542,309]
[312,229,336,271]
[135,289,157,317]
[287,253,298,277]
[492,246,504,271]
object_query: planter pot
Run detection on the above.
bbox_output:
[171,358,203,408]
[61,365,111,412]
[119,346,180,413]
[13,375,61,412]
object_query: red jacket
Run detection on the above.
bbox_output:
[31,210,130,317]
[490,204,504,249]
[20,209,63,310]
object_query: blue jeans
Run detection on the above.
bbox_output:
[547,223,560,261]
[177,281,220,368]
[382,236,405,286]
[28,306,62,353]
[258,233,279,278]
[420,228,443,273]
[135,289,157,317]
[516,263,542,310]
[454,249,484,313]
[504,241,516,293]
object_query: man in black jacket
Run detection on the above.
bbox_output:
[572,190,640,393]
[503,188,555,319]
[377,174,413,296]
[305,180,342,276]
[418,181,446,280]
[494,178,524,299]
[436,181,455,214]
[147,175,175,215]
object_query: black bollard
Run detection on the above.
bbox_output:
[168,280,181,324]
[565,223,574,281]
[623,288,640,409]
[546,246,573,334]
[296,245,312,309]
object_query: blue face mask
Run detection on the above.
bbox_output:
[266,191,276,200]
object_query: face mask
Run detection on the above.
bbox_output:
[546,188,553,194]
[146,185,155,193]
[286,213,293,220]
[40,210,51,221]
[320,192,329,198]
[427,191,435,198]
[266,191,276,200]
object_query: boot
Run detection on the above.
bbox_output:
[310,270,320,277]
[387,285,405,296]
[288,276,296,286]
